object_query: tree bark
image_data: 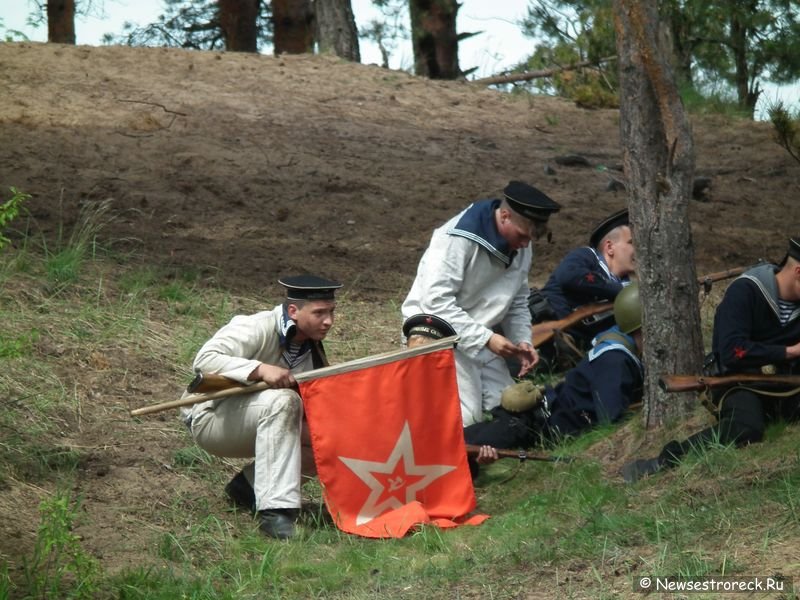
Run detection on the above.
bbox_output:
[409,0,460,79]
[315,0,360,62]
[47,0,75,44]
[664,8,693,87]
[272,0,315,55]
[218,0,259,52]
[658,0,701,88]
[613,0,703,428]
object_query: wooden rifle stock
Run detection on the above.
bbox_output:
[135,358,364,415]
[532,303,612,348]
[531,263,757,348]
[698,266,747,285]
[132,371,303,417]
[187,371,248,394]
[698,265,749,293]
[659,373,800,393]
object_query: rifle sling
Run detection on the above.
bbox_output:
[708,383,800,414]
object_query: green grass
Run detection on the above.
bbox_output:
[19,490,100,600]
[2,220,800,598]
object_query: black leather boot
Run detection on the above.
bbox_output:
[621,457,665,484]
[258,509,298,540]
[224,471,256,514]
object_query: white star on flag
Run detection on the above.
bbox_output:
[339,421,457,525]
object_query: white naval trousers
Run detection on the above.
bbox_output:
[455,345,515,426]
[189,388,304,511]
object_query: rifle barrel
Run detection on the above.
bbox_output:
[697,266,746,284]
[659,373,800,393]
[464,444,571,463]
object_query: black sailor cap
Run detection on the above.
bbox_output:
[589,208,630,248]
[279,275,342,301]
[402,313,457,340]
[503,180,561,223]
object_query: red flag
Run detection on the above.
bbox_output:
[299,346,488,538]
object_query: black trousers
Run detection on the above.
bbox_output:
[660,387,800,464]
[463,406,549,449]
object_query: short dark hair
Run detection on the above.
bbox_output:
[283,299,308,310]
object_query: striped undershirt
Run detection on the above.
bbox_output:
[283,341,307,368]
[778,298,799,326]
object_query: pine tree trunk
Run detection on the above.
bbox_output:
[409,0,460,79]
[315,0,360,62]
[613,0,703,428]
[729,4,759,118]
[218,0,259,52]
[47,0,75,44]
[272,0,315,55]
[665,10,693,87]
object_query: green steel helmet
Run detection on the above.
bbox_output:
[614,282,642,334]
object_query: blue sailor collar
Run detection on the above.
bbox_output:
[590,247,628,284]
[448,199,517,266]
[741,263,800,323]
[278,305,297,344]
[279,305,313,367]
[588,325,643,374]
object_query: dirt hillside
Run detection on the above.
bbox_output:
[3,42,797,297]
[1,41,799,582]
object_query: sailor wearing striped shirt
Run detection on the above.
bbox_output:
[401,180,562,426]
[180,275,340,539]
[623,237,800,483]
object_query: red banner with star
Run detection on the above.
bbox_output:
[299,346,487,538]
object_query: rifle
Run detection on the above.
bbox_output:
[186,371,246,394]
[697,265,751,294]
[659,373,800,393]
[464,444,572,463]
[532,264,757,348]
[532,302,612,348]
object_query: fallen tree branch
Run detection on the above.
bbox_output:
[470,56,617,87]
[116,98,188,116]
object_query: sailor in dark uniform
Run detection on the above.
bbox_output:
[464,283,644,449]
[530,208,636,367]
[623,237,800,483]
